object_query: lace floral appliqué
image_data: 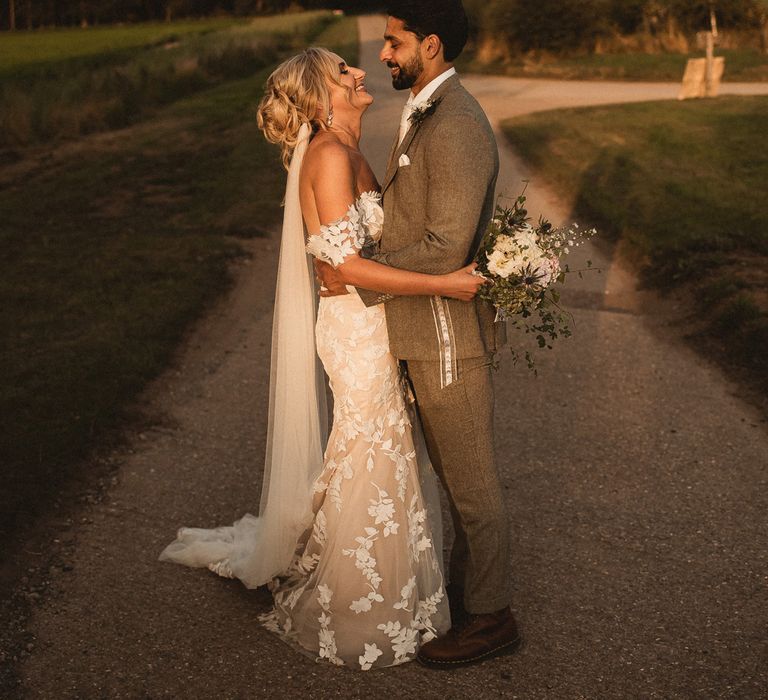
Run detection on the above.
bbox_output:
[306,191,383,268]
[257,191,448,670]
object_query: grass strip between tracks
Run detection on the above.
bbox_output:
[501,95,768,399]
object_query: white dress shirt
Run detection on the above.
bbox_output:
[398,67,457,145]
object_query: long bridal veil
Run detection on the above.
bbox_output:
[159,123,329,587]
[159,122,444,587]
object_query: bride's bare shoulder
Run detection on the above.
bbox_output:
[303,133,354,181]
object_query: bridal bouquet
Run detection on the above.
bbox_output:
[475,190,597,370]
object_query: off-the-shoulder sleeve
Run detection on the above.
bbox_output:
[306,202,365,268]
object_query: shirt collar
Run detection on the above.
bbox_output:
[407,67,457,108]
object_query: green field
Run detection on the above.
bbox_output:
[0,13,342,71]
[458,47,768,82]
[0,11,339,150]
[0,17,241,70]
[0,13,359,538]
[502,96,768,395]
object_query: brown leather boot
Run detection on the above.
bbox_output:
[417,607,522,669]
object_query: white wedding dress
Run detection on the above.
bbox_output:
[161,187,449,670]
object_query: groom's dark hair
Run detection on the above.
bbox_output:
[386,0,469,62]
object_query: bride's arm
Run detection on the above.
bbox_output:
[309,147,483,300]
[337,257,481,299]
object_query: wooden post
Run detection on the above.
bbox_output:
[706,4,720,97]
[9,0,16,30]
[705,31,714,97]
[756,2,768,55]
[763,18,768,55]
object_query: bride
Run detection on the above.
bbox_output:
[159,47,484,670]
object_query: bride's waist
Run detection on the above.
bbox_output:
[319,285,359,297]
[318,287,384,316]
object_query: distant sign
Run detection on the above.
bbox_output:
[678,57,724,100]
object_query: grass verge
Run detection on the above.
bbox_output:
[0,12,337,151]
[0,13,359,541]
[0,17,243,69]
[458,46,768,82]
[501,96,768,399]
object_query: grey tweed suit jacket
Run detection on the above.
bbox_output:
[357,74,502,361]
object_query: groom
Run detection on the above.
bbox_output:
[317,0,520,667]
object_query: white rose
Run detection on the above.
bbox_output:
[494,234,517,255]
[512,226,539,254]
[487,249,513,278]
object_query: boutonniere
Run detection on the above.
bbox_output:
[408,97,443,127]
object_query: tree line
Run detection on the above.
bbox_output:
[0,1,385,29]
[1,1,287,29]
[464,0,768,54]
[3,0,766,54]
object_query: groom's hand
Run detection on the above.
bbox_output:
[314,259,350,297]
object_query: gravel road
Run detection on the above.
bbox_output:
[11,15,768,700]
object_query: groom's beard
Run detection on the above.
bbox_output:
[388,53,423,90]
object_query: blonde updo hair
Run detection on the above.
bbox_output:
[257,47,345,169]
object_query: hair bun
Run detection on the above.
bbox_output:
[257,85,308,167]
[257,47,345,169]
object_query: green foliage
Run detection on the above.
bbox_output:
[0,1,306,29]
[713,293,761,332]
[493,0,608,53]
[666,0,757,32]
[464,0,765,55]
[467,0,602,52]
[606,0,647,35]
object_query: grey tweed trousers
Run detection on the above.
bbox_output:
[405,355,513,614]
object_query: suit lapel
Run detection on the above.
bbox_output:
[381,130,401,194]
[385,128,400,171]
[381,75,461,195]
[382,125,419,194]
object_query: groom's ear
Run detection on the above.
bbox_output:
[422,33,444,61]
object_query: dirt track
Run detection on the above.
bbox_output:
[9,15,768,699]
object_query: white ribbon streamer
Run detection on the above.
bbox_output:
[430,295,458,388]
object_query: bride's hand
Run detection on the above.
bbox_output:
[315,259,350,297]
[439,263,487,301]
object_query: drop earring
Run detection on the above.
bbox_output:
[326,106,334,127]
